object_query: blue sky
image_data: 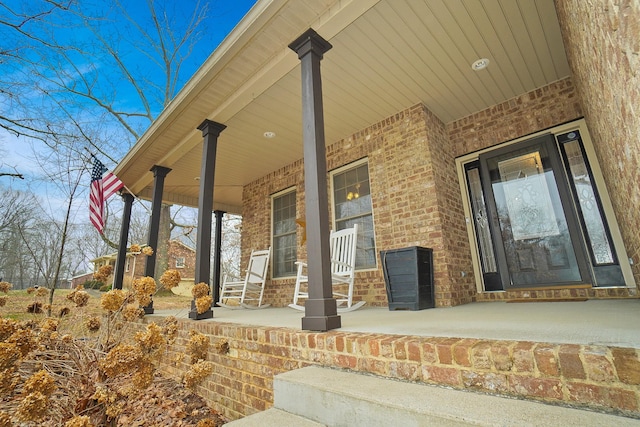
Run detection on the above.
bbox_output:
[1,0,257,209]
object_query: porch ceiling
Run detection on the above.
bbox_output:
[114,0,569,214]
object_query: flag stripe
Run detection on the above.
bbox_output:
[103,172,124,199]
[89,180,104,233]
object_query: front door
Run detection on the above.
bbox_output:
[479,134,590,288]
[463,126,627,291]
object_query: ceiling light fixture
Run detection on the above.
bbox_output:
[471,58,490,71]
[263,131,276,138]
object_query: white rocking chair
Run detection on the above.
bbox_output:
[289,224,365,312]
[218,247,271,309]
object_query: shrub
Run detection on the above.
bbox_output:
[82,280,104,290]
[99,283,112,292]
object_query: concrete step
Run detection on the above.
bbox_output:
[225,407,326,426]
[266,366,640,427]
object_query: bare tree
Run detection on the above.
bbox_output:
[0,171,24,179]
[0,185,39,286]
[0,1,74,142]
[0,0,215,278]
[2,0,207,151]
[16,141,85,314]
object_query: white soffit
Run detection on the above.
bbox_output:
[115,0,569,213]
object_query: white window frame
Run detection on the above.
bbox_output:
[330,158,377,270]
[175,257,185,269]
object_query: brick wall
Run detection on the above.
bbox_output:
[244,104,475,307]
[137,317,640,421]
[70,272,94,288]
[555,0,640,288]
[242,161,303,306]
[168,241,196,280]
[446,77,582,157]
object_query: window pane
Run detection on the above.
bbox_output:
[272,191,297,277]
[466,166,497,273]
[333,162,375,268]
[274,233,296,277]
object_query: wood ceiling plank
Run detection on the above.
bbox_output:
[517,0,558,83]
[357,5,449,109]
[482,0,536,90]
[536,0,571,78]
[425,0,504,110]
[390,0,483,118]
[443,1,510,104]
[461,0,526,96]
[495,0,547,88]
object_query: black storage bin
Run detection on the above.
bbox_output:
[380,246,434,310]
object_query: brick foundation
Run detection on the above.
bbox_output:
[477,287,637,302]
[135,317,640,421]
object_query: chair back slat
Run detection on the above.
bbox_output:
[246,249,271,284]
[330,224,358,277]
[290,225,364,311]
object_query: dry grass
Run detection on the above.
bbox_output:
[1,288,193,321]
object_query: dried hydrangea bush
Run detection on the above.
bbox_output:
[132,276,156,307]
[191,282,213,314]
[183,330,214,391]
[0,276,218,426]
[93,265,113,283]
[0,282,13,293]
[159,269,181,290]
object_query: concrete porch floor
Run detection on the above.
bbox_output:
[150,298,640,349]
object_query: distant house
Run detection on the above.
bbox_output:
[81,240,196,289]
[68,272,94,289]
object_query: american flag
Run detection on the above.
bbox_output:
[89,158,124,234]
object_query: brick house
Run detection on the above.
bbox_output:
[107,1,640,420]
[68,272,94,289]
[89,240,196,289]
[113,1,639,319]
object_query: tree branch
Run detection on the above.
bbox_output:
[0,172,24,179]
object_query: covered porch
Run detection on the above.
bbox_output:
[111,0,639,332]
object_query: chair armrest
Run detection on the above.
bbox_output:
[294,261,308,277]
